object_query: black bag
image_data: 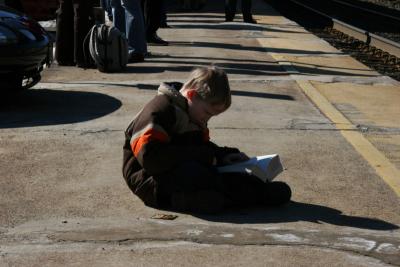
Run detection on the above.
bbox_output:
[84,24,129,72]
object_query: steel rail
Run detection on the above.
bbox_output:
[331,0,400,23]
[290,0,400,59]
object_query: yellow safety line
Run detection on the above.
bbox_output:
[257,36,400,195]
[297,80,400,196]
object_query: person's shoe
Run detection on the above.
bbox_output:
[171,190,226,214]
[147,34,169,46]
[160,23,172,28]
[263,181,291,206]
[225,16,234,22]
[129,52,145,63]
[243,17,257,24]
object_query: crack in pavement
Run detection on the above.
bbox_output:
[1,220,399,265]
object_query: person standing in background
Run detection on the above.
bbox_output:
[225,0,256,24]
[100,0,113,21]
[111,0,147,62]
[159,0,170,28]
[55,0,96,66]
[142,0,168,46]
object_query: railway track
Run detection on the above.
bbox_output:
[294,0,400,38]
[265,0,400,81]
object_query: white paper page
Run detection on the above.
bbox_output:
[217,154,283,182]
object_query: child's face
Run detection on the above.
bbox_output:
[187,91,226,128]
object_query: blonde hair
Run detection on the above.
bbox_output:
[182,66,231,109]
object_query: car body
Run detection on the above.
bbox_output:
[0,5,53,91]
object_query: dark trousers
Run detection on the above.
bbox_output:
[5,0,24,12]
[55,0,94,65]
[128,161,267,209]
[225,0,252,21]
[101,0,113,20]
[141,0,162,37]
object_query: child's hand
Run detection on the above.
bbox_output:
[222,152,249,165]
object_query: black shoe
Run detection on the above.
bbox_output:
[171,190,226,214]
[147,34,169,46]
[225,16,234,22]
[263,182,291,206]
[243,17,257,24]
[129,53,145,63]
[160,23,172,28]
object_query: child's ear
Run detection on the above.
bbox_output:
[187,89,197,101]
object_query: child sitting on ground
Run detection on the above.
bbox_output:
[122,66,291,213]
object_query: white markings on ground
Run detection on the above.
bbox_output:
[375,243,400,254]
[267,233,306,243]
[186,230,203,236]
[220,233,234,238]
[335,237,376,251]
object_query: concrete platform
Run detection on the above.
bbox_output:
[1,0,399,266]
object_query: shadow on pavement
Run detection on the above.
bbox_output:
[125,65,285,76]
[167,19,228,24]
[127,62,375,77]
[170,22,266,31]
[195,201,399,231]
[169,41,345,56]
[42,82,295,101]
[126,63,285,76]
[134,83,294,100]
[170,23,303,34]
[167,14,226,18]
[231,90,294,100]
[147,53,276,64]
[0,89,122,128]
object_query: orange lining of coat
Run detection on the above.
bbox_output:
[131,128,169,157]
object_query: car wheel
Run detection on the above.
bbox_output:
[22,74,41,90]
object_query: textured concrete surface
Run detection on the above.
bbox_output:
[313,82,400,170]
[1,0,399,266]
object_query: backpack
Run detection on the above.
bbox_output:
[85,24,129,73]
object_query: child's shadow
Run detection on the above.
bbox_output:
[194,201,399,231]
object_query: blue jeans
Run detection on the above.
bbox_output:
[111,0,147,55]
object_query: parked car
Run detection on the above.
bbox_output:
[0,5,53,91]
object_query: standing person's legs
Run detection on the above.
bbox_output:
[144,0,168,45]
[121,0,147,59]
[159,0,169,28]
[101,0,113,21]
[111,0,126,33]
[73,0,93,66]
[225,0,236,22]
[146,0,161,36]
[55,0,75,65]
[241,0,256,23]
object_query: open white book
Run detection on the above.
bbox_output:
[217,154,284,183]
